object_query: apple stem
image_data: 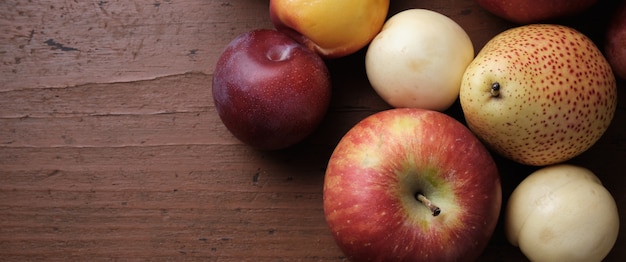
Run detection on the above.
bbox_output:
[416,193,441,217]
[490,82,501,97]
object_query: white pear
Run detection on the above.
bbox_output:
[505,164,619,262]
[366,9,474,111]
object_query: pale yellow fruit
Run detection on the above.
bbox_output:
[460,24,617,166]
[505,164,619,262]
[270,0,390,59]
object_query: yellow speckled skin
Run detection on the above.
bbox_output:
[460,24,617,166]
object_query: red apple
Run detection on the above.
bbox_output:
[606,1,626,79]
[323,108,502,261]
[212,29,331,150]
[475,0,598,24]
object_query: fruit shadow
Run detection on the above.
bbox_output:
[246,48,390,182]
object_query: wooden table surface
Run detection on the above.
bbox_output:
[1,0,624,261]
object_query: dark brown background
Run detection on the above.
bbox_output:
[1,0,624,261]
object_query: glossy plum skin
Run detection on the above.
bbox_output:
[606,1,626,80]
[212,29,331,150]
[475,0,598,24]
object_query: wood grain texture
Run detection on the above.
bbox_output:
[1,0,624,261]
[1,0,270,91]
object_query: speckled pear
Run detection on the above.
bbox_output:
[460,24,617,166]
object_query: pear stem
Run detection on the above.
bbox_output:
[416,193,441,217]
[490,82,501,97]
